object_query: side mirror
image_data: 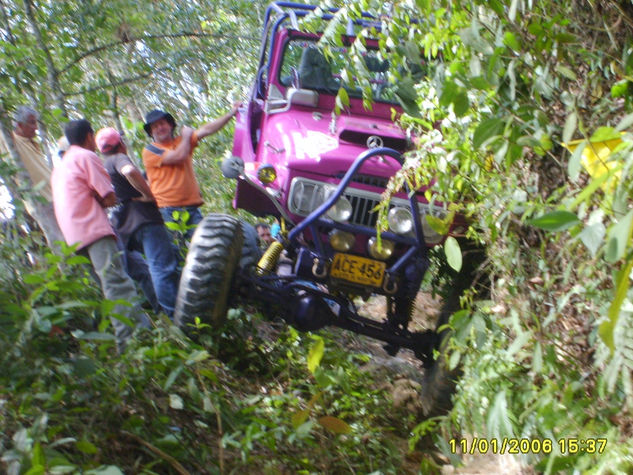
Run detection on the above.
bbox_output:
[221,155,245,179]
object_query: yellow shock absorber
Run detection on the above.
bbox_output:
[256,241,284,275]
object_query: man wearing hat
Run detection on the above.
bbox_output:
[141,105,239,240]
[95,127,180,319]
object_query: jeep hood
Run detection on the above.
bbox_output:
[265,110,409,177]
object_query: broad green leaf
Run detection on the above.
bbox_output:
[337,87,349,108]
[590,126,621,142]
[440,81,458,107]
[26,466,45,475]
[164,365,183,391]
[605,209,633,263]
[291,409,310,429]
[616,113,633,131]
[426,214,451,235]
[32,442,45,466]
[76,440,98,454]
[562,111,578,144]
[567,139,585,181]
[502,32,521,51]
[555,65,578,81]
[186,350,210,364]
[578,222,606,257]
[600,256,633,351]
[318,416,352,434]
[611,80,630,98]
[453,90,469,117]
[307,337,324,374]
[24,274,45,285]
[444,236,462,272]
[527,211,580,232]
[473,117,504,148]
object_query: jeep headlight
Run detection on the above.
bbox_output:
[387,207,413,234]
[289,180,328,215]
[327,195,352,222]
[368,237,394,260]
[420,209,447,245]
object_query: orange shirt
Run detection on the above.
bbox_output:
[142,133,203,208]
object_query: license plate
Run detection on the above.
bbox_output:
[330,253,385,287]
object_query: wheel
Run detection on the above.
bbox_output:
[174,214,244,330]
[420,239,486,416]
[239,221,262,271]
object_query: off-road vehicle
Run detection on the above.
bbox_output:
[175,3,480,393]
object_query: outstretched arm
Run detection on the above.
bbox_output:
[195,103,240,140]
[159,126,194,165]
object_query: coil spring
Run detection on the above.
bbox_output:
[256,241,284,275]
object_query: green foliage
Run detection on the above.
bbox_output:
[328,0,633,472]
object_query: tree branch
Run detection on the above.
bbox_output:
[59,31,253,75]
[62,64,173,97]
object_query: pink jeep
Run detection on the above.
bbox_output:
[175,2,476,368]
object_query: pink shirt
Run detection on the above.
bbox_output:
[51,145,115,249]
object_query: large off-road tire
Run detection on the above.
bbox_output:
[239,221,262,271]
[420,240,486,416]
[174,214,243,330]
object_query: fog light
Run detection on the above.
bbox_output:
[327,195,352,222]
[329,230,355,252]
[368,237,395,260]
[257,164,277,184]
[388,207,413,234]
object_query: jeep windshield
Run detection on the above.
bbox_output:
[278,34,399,104]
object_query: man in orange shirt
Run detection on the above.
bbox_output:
[141,106,239,240]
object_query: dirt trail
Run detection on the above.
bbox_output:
[351,293,531,475]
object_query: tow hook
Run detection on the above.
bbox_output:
[312,258,328,278]
[382,274,398,294]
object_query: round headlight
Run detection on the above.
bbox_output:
[329,230,355,252]
[421,212,446,245]
[368,237,395,260]
[257,164,277,184]
[327,196,352,222]
[387,207,413,234]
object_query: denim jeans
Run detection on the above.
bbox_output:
[123,248,161,314]
[130,223,181,318]
[159,205,203,241]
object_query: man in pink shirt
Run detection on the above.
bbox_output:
[51,119,150,350]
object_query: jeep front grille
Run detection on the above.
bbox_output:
[288,176,443,227]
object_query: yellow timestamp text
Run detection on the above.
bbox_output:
[449,437,608,455]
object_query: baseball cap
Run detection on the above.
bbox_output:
[95,127,122,153]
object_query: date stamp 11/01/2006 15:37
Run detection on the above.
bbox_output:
[449,438,608,456]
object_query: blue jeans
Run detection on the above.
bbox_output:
[130,223,181,319]
[159,206,203,241]
[123,249,161,314]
